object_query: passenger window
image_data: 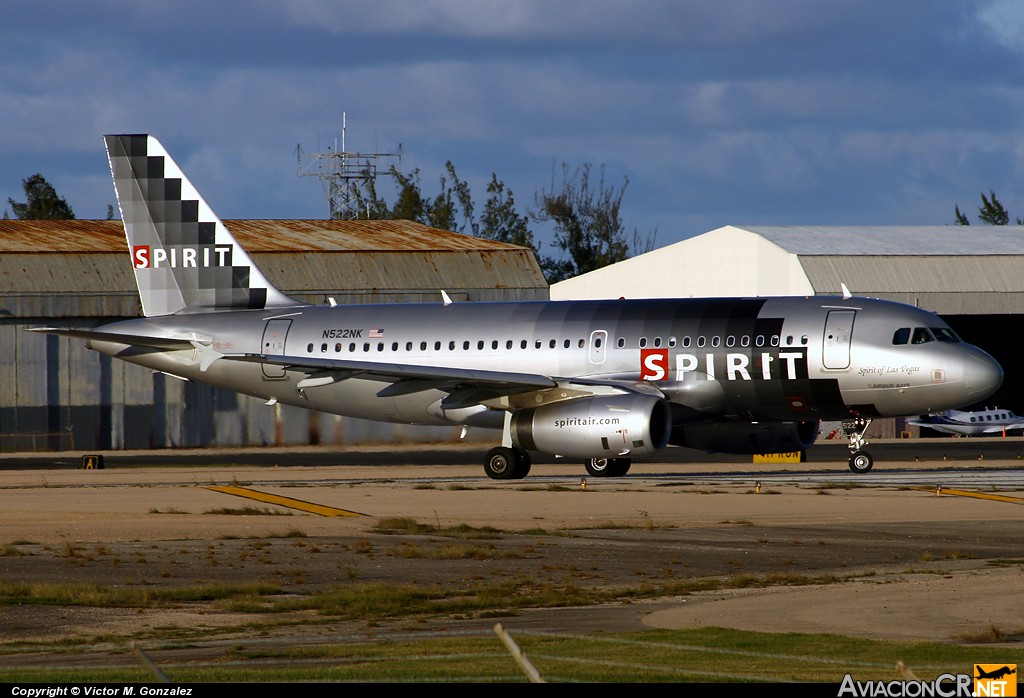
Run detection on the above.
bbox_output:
[668,337,677,347]
[463,341,470,350]
[892,328,910,345]
[617,337,625,348]
[377,343,384,351]
[478,340,485,350]
[449,341,456,350]
[349,342,356,352]
[536,339,543,349]
[771,335,780,347]
[682,336,691,348]
[406,342,412,351]
[594,337,603,348]
[755,335,764,347]
[711,336,721,347]
[434,341,441,351]
[306,343,313,353]
[639,337,648,348]
[507,340,514,350]
[740,335,750,347]
[521,340,528,349]
[549,339,556,348]
[563,339,570,349]
[654,337,662,347]
[420,341,427,351]
[363,343,370,352]
[725,336,735,347]
[320,343,328,352]
[335,343,342,352]
[801,335,808,345]
[578,338,585,348]
[392,342,399,351]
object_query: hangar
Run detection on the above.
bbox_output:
[552,225,1024,429]
[0,219,547,452]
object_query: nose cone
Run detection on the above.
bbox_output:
[964,349,1003,401]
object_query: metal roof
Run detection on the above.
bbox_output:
[742,225,1024,256]
[0,219,548,316]
[0,219,524,253]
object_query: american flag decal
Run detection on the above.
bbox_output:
[369,328,384,338]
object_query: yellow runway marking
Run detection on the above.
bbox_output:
[911,486,1024,505]
[204,486,367,517]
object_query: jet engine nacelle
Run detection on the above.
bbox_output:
[510,394,671,459]
[670,420,820,454]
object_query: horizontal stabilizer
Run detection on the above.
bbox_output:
[28,327,197,350]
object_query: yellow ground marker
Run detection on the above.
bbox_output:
[911,486,1024,505]
[204,485,367,517]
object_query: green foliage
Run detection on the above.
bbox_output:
[6,173,75,220]
[343,158,652,283]
[533,163,656,282]
[954,189,1022,225]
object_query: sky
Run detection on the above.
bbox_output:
[3,0,1024,257]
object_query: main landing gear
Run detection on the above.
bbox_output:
[484,446,532,480]
[584,457,632,477]
[842,417,874,473]
[482,448,633,479]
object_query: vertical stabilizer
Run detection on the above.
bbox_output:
[105,134,300,317]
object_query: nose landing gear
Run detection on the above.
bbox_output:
[843,417,874,473]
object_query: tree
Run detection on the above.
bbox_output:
[954,189,1021,225]
[7,174,75,219]
[532,163,654,283]
[478,174,535,249]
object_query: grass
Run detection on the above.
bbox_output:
[0,627,1016,683]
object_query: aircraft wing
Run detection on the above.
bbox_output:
[224,353,662,408]
[226,352,559,406]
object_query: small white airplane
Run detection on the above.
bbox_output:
[907,407,1024,436]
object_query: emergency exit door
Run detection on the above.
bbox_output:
[822,310,855,370]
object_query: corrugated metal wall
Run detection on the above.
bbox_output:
[0,220,548,453]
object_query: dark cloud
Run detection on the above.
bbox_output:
[2,0,1023,247]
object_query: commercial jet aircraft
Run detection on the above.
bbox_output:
[907,407,1024,436]
[33,135,1004,478]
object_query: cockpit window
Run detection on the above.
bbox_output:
[931,327,960,343]
[892,328,910,345]
[911,327,935,344]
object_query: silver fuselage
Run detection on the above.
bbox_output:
[85,295,1002,431]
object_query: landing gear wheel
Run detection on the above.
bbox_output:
[485,447,531,480]
[848,450,873,473]
[485,447,517,480]
[513,449,532,479]
[585,457,632,477]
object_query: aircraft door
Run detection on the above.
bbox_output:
[822,310,855,370]
[261,319,292,379]
[588,330,607,365]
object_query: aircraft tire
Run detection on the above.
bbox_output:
[485,447,519,480]
[848,450,874,473]
[585,457,631,477]
[512,449,532,479]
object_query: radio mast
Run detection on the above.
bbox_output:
[297,113,402,220]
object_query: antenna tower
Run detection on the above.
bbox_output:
[297,113,402,220]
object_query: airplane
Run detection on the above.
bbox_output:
[32,134,1005,478]
[975,666,1016,681]
[907,407,1024,436]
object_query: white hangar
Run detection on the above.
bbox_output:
[552,224,1024,420]
[551,224,1024,314]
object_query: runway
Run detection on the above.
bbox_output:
[1,440,1023,674]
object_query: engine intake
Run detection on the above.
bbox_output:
[510,394,671,459]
